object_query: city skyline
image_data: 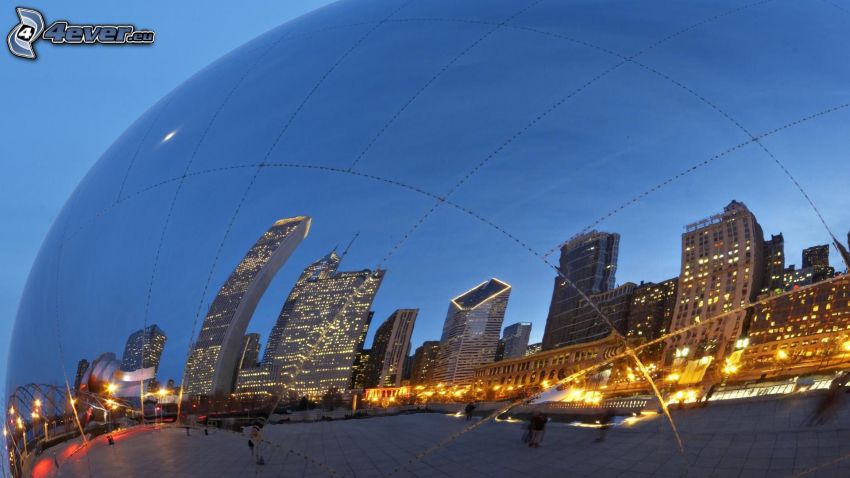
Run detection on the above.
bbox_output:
[6,1,850,406]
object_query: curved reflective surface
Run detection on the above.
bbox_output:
[6,0,850,475]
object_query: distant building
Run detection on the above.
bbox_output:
[627,278,678,341]
[802,244,834,284]
[744,276,850,369]
[542,231,619,350]
[410,341,440,385]
[664,201,764,377]
[73,359,89,391]
[120,325,167,373]
[501,322,532,360]
[238,333,260,370]
[762,234,785,294]
[784,264,814,290]
[363,309,418,388]
[474,335,622,394]
[183,217,311,397]
[430,279,511,385]
[525,342,542,357]
[350,349,371,390]
[235,248,383,400]
[560,283,636,345]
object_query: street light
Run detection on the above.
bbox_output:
[106,383,117,395]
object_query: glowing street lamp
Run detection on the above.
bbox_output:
[106,383,117,395]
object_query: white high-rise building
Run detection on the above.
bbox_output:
[664,201,764,380]
[430,278,511,386]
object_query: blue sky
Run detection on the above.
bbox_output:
[0,0,335,396]
[3,0,850,393]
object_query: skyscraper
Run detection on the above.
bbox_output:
[183,216,311,397]
[363,309,418,388]
[410,341,440,385]
[350,349,371,390]
[802,244,834,283]
[501,322,532,360]
[627,278,678,342]
[238,334,261,370]
[664,201,764,376]
[235,248,385,400]
[761,233,785,294]
[120,325,167,373]
[430,279,511,386]
[73,359,89,391]
[542,231,619,350]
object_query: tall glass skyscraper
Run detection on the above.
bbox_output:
[501,322,532,360]
[430,279,511,386]
[120,324,167,373]
[542,231,619,349]
[236,250,384,400]
[182,217,311,397]
[363,309,418,388]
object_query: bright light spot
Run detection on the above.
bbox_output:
[163,131,176,142]
[777,350,788,360]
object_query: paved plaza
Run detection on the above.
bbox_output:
[30,391,850,477]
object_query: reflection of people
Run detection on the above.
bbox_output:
[528,411,547,448]
[464,402,475,421]
[248,425,260,456]
[594,409,615,443]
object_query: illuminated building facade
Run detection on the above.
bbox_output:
[762,234,785,294]
[121,324,167,373]
[543,231,619,350]
[743,275,850,370]
[183,217,311,397]
[364,309,418,388]
[280,269,383,399]
[525,342,542,356]
[802,244,834,283]
[430,279,511,386]
[350,349,371,390]
[627,278,678,342]
[473,334,623,393]
[784,265,815,290]
[234,251,383,400]
[410,341,440,385]
[664,201,764,370]
[502,322,532,360]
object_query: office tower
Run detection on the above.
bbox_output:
[784,264,813,290]
[402,355,414,382]
[410,341,440,385]
[525,342,542,357]
[501,322,532,360]
[665,201,765,371]
[262,250,341,366]
[542,231,619,350]
[121,325,167,373]
[238,334,261,370]
[183,216,311,397]
[73,359,89,391]
[241,249,384,399]
[350,349,371,390]
[627,278,678,341]
[761,234,785,294]
[802,245,834,283]
[430,279,511,386]
[363,309,418,388]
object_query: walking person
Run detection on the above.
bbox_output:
[464,402,476,421]
[248,424,261,457]
[594,409,615,443]
[528,411,547,448]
